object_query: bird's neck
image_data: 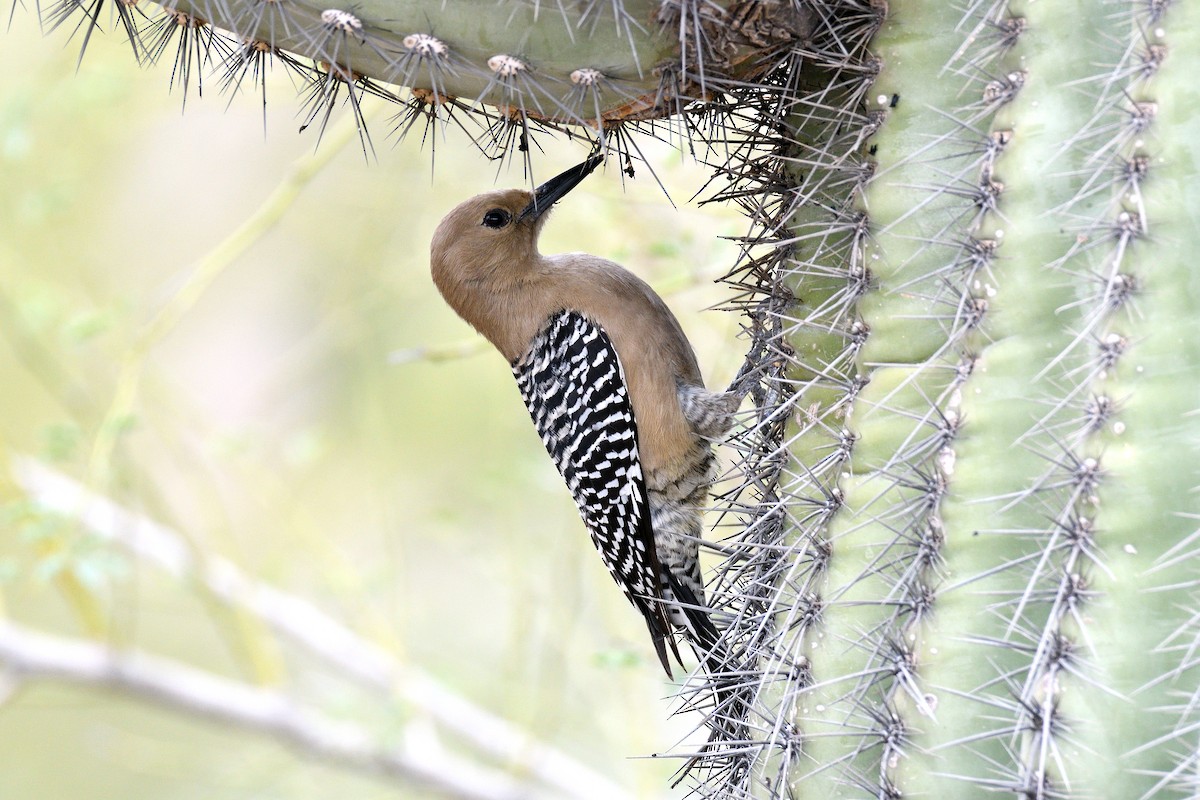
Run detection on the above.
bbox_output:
[434,254,555,362]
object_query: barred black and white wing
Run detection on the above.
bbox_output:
[512,309,678,675]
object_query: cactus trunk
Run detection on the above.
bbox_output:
[710,1,1200,797]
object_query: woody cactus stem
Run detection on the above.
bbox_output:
[693,0,1200,797]
[45,0,812,143]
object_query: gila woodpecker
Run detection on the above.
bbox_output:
[429,155,738,676]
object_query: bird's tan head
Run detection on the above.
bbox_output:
[429,154,604,303]
[429,188,538,295]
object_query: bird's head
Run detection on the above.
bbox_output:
[430,154,603,296]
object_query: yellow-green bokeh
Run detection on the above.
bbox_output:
[0,13,745,798]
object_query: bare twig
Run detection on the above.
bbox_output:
[0,621,531,800]
[10,456,632,800]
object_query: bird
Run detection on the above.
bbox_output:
[429,153,741,677]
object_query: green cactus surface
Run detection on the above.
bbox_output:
[756,1,1200,797]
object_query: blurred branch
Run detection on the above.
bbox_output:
[0,620,531,800]
[389,338,489,365]
[11,456,632,800]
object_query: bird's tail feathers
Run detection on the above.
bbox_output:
[663,577,753,788]
[666,576,748,733]
[641,603,683,679]
[667,577,722,654]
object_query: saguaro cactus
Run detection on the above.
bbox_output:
[20,0,1200,798]
[693,2,1200,797]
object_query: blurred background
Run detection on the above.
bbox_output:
[0,12,746,799]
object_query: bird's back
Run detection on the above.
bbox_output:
[531,254,706,479]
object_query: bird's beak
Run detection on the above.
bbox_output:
[518,153,604,222]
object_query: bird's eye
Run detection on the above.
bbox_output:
[481,208,512,229]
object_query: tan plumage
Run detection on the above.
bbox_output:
[430,187,703,479]
[430,157,736,674]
